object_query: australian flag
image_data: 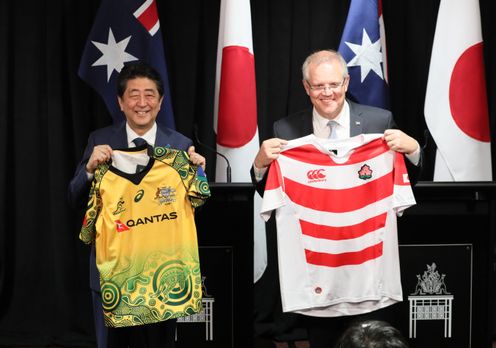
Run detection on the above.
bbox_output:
[338,0,389,109]
[79,0,175,128]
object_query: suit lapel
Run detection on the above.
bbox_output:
[298,109,314,138]
[155,126,171,147]
[110,122,129,149]
[348,101,364,137]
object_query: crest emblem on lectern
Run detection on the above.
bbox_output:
[412,263,450,295]
[408,263,453,339]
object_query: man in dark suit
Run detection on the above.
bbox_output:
[68,62,205,348]
[251,50,421,348]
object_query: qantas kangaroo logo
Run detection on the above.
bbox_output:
[115,220,130,232]
[307,169,326,183]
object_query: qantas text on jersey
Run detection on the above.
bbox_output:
[260,134,415,317]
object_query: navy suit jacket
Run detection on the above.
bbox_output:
[68,121,193,290]
[251,100,422,195]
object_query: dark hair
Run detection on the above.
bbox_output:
[335,320,409,348]
[116,61,164,98]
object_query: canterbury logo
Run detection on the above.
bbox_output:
[307,169,326,180]
[115,220,130,233]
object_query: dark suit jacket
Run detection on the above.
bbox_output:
[251,100,422,195]
[273,100,396,139]
[68,121,193,290]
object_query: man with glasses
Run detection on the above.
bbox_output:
[253,49,420,177]
[251,50,421,348]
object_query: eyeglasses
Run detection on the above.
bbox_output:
[307,78,346,93]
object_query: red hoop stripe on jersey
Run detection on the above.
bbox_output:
[285,172,394,213]
[394,153,411,185]
[283,138,389,166]
[300,212,387,240]
[305,242,383,267]
[265,160,284,190]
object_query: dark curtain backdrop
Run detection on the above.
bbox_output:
[0,0,495,346]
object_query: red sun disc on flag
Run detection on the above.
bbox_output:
[449,42,490,142]
[217,45,257,148]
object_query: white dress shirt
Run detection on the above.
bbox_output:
[126,122,157,147]
[312,101,350,139]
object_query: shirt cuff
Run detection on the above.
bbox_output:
[253,164,268,182]
[405,142,421,166]
[86,171,94,181]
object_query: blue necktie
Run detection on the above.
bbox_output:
[132,137,147,147]
[132,137,149,173]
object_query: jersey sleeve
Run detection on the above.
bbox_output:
[187,165,211,208]
[392,152,416,216]
[153,146,210,208]
[79,165,107,244]
[260,160,286,222]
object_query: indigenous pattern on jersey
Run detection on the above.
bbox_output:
[80,145,210,328]
[261,134,415,317]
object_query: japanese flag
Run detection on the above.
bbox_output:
[424,0,492,181]
[214,0,266,282]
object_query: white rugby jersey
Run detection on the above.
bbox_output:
[260,134,416,317]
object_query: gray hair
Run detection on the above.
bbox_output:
[302,49,348,81]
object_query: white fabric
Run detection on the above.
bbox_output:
[424,0,492,181]
[111,147,149,174]
[214,0,266,282]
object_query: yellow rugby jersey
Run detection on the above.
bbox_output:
[80,146,210,328]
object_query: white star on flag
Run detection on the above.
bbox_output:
[345,28,384,82]
[91,28,138,81]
